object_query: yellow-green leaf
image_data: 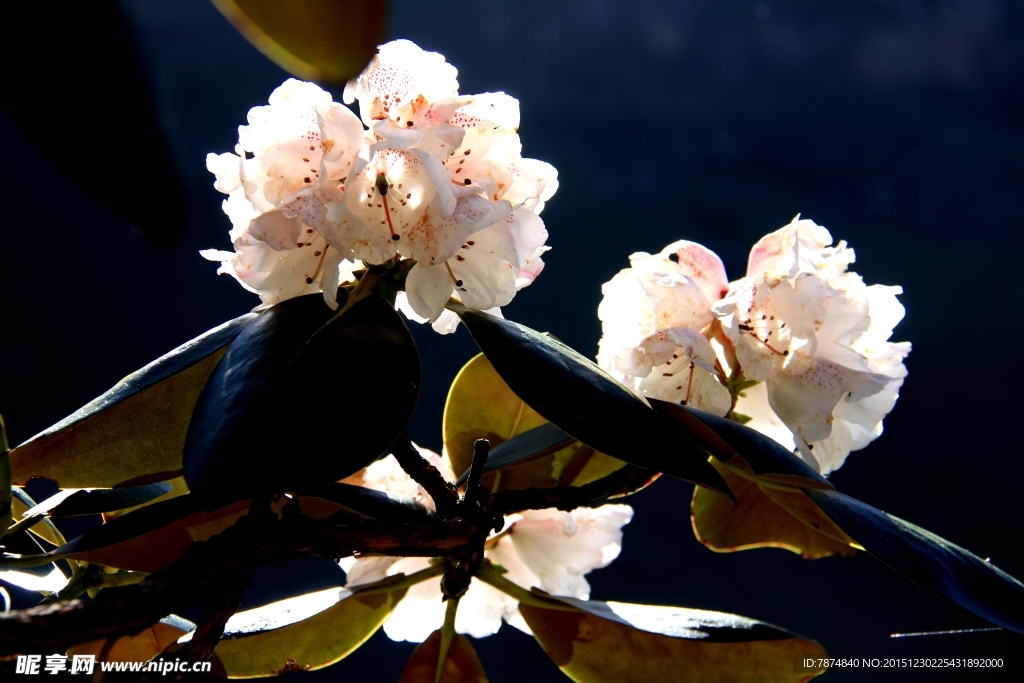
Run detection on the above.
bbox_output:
[68,616,194,663]
[10,314,256,488]
[214,585,404,677]
[520,597,827,683]
[691,462,856,559]
[443,354,624,490]
[399,630,489,683]
[211,0,386,84]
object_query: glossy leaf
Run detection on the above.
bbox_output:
[184,293,420,504]
[399,630,489,683]
[10,495,66,548]
[445,333,718,491]
[9,313,257,488]
[213,584,405,677]
[807,489,1024,634]
[650,400,831,490]
[445,354,623,491]
[48,493,357,572]
[299,483,439,526]
[520,596,826,682]
[68,616,194,663]
[51,483,174,517]
[0,1,187,245]
[211,0,386,84]
[0,564,67,593]
[691,463,855,559]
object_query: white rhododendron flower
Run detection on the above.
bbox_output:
[204,40,556,327]
[202,79,364,309]
[714,217,910,474]
[339,446,632,642]
[597,241,732,416]
[598,217,909,475]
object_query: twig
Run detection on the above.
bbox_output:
[391,432,460,520]
[490,464,657,516]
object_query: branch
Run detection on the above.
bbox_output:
[391,432,460,520]
[0,501,480,656]
[490,464,657,516]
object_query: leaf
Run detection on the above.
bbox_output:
[211,0,386,84]
[519,596,827,682]
[806,488,1024,635]
[399,630,490,683]
[445,327,722,492]
[691,463,856,559]
[0,1,186,245]
[9,313,258,488]
[49,493,356,572]
[50,483,175,517]
[184,293,420,505]
[0,564,67,593]
[10,495,66,548]
[213,584,405,677]
[299,483,439,526]
[649,400,831,490]
[68,615,195,663]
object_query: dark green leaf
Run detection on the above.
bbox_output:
[9,312,258,488]
[300,482,439,526]
[807,489,1024,634]
[650,400,831,490]
[212,0,386,85]
[451,306,728,494]
[455,423,574,487]
[50,483,175,518]
[520,596,827,682]
[184,293,420,504]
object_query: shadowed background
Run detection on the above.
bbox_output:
[1,0,1022,680]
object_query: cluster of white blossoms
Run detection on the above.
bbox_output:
[339,445,633,642]
[203,40,557,329]
[598,217,911,475]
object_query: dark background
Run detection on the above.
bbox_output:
[2,1,1023,680]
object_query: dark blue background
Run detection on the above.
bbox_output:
[1,1,1022,680]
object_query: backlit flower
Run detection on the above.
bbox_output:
[340,447,632,642]
[202,79,364,309]
[713,217,911,474]
[597,241,732,415]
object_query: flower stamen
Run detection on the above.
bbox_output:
[375,172,401,242]
[445,262,464,288]
[306,244,331,285]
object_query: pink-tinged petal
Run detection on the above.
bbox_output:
[448,248,518,311]
[767,358,889,449]
[404,193,507,266]
[509,505,633,599]
[405,262,454,322]
[663,240,729,304]
[746,215,833,278]
[249,210,303,251]
[469,206,547,272]
[344,39,460,126]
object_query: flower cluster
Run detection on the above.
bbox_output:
[203,40,557,328]
[340,445,632,642]
[598,217,910,475]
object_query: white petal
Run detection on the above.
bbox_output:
[509,505,633,599]
[405,262,454,321]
